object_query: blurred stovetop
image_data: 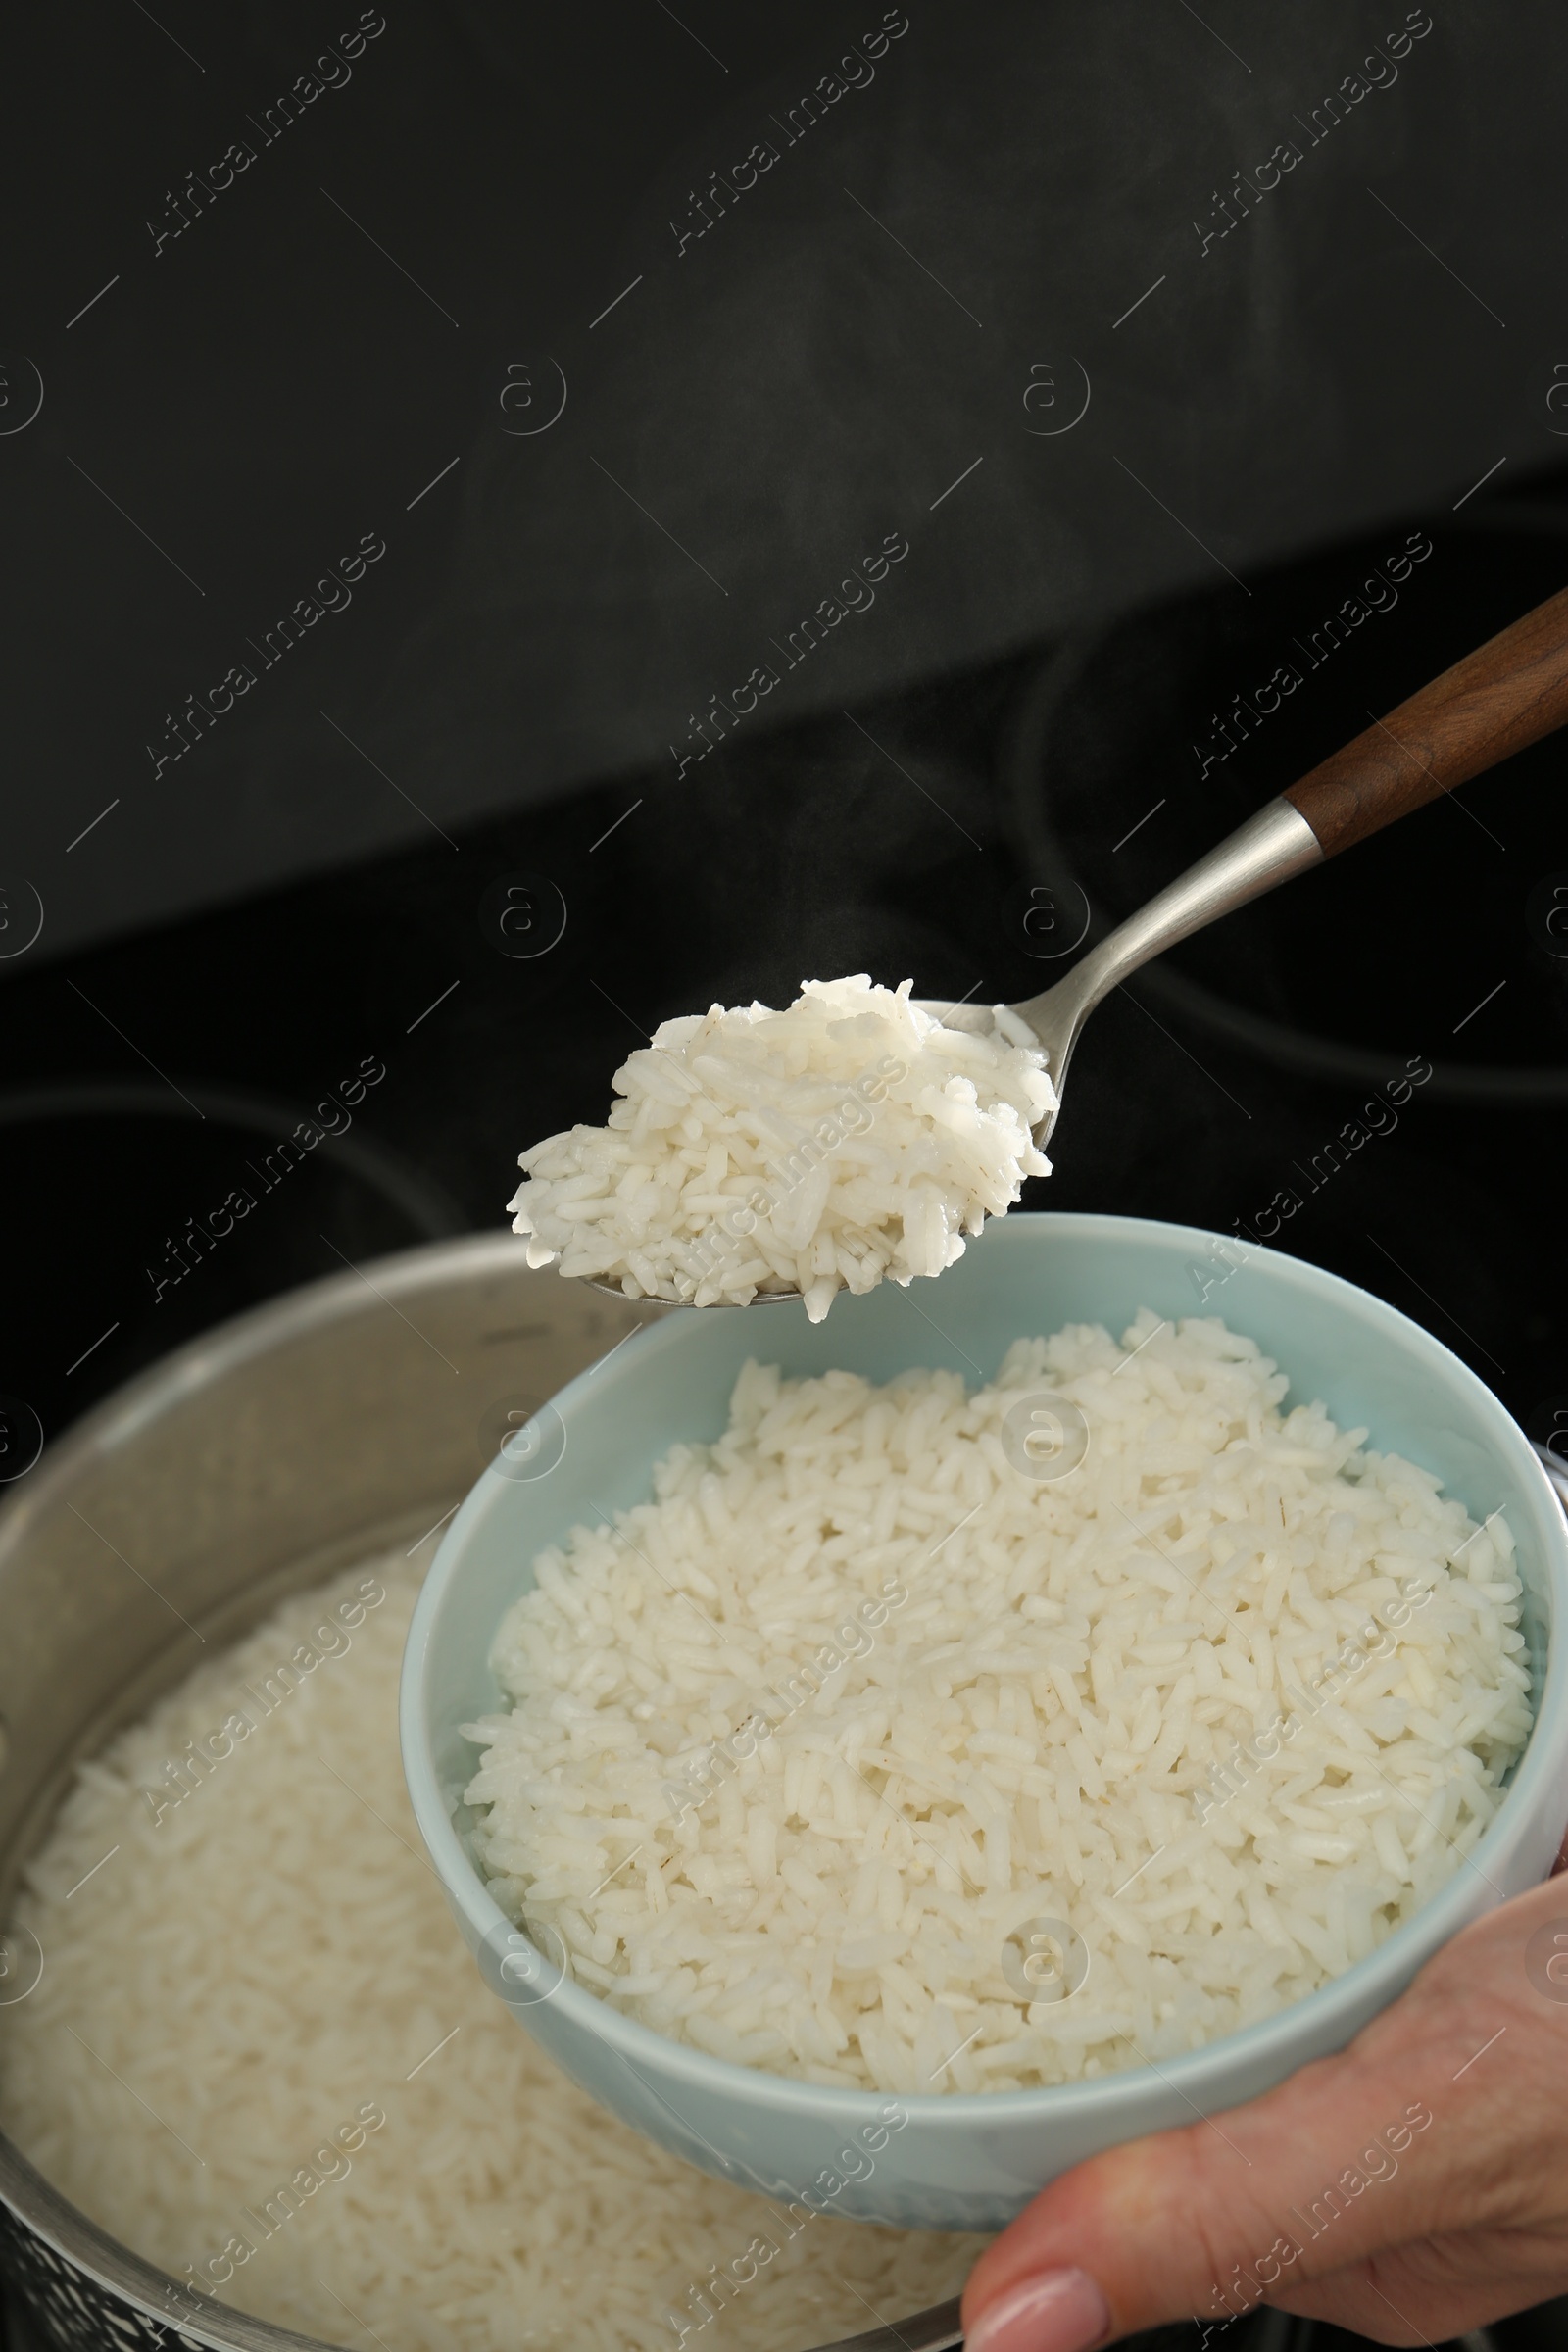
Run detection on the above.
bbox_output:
[1,2290,1566,2352]
[1,478,1567,2350]
[5,468,1567,1462]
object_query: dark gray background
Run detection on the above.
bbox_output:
[2,0,1559,962]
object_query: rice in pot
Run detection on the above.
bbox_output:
[0,1558,981,2350]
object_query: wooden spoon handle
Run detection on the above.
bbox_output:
[1284,582,1568,856]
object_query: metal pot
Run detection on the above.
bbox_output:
[0,1237,963,2352]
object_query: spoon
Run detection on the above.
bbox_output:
[587,580,1568,1303]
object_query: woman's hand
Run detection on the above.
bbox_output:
[961,1860,1568,2352]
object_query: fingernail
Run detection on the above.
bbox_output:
[964,2269,1111,2352]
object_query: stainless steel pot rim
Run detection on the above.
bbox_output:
[1,1235,518,1543]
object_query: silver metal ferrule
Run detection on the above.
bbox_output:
[1015,797,1323,1047]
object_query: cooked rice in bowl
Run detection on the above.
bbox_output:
[464,1311,1531,2092]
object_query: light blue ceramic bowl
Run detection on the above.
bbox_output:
[401,1213,1568,2231]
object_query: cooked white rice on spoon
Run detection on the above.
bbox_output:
[510,975,1054,1319]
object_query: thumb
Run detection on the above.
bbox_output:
[959,2035,1445,2352]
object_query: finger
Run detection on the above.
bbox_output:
[1252,2230,1568,2346]
[960,2053,1439,2352]
[960,1875,1568,2352]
